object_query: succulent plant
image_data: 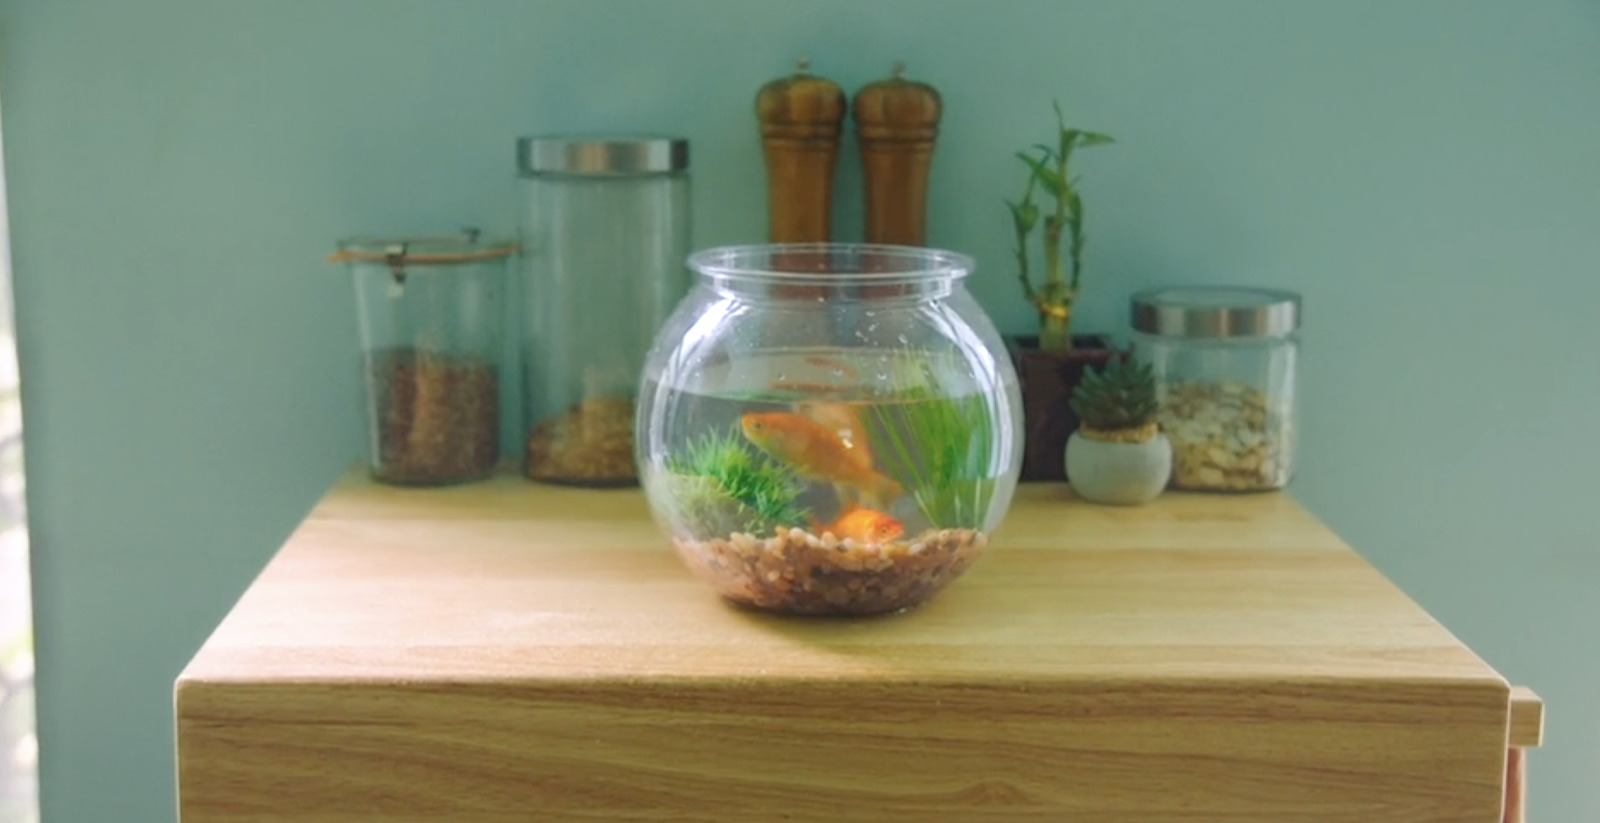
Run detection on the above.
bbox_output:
[1069,358,1159,434]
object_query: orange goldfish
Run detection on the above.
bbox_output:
[811,505,905,544]
[740,411,903,509]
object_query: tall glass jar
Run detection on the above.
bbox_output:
[638,244,1023,616]
[1129,287,1301,492]
[331,233,513,486]
[517,135,691,486]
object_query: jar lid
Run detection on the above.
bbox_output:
[327,232,516,265]
[517,135,689,176]
[1130,286,1301,338]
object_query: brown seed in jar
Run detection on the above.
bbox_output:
[526,395,637,483]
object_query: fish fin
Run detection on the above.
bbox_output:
[864,473,904,512]
[844,425,875,469]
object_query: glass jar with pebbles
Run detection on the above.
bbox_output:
[517,135,691,486]
[1130,287,1301,492]
[331,233,514,486]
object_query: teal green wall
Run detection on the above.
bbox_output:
[2,0,1596,820]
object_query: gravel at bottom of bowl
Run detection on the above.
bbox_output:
[673,527,987,616]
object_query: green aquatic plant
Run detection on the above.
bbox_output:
[864,352,997,529]
[666,429,808,535]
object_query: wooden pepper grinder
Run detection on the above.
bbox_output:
[854,62,943,246]
[756,58,847,243]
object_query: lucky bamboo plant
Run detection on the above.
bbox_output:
[1006,102,1114,351]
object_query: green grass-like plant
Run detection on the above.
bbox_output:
[864,352,997,529]
[665,428,808,535]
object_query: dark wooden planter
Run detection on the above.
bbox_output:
[1007,334,1125,482]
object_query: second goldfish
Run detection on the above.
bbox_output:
[811,505,905,544]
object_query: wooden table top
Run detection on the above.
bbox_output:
[177,470,1528,823]
[182,470,1502,687]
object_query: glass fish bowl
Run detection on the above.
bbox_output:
[637,243,1023,616]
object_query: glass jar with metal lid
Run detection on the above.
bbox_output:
[330,231,514,486]
[1129,287,1301,492]
[517,134,691,486]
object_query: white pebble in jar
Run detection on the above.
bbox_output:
[1158,380,1292,491]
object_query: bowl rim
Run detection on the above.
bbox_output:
[687,243,976,285]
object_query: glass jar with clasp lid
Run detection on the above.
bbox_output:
[330,231,514,486]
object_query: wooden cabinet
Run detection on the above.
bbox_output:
[176,471,1542,822]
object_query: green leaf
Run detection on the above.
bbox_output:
[1016,152,1065,198]
[1057,128,1081,166]
[1007,199,1039,233]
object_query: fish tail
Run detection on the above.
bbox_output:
[861,472,904,511]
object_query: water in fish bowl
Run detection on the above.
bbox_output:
[637,346,1020,615]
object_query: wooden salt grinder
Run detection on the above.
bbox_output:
[756,58,847,243]
[854,62,943,246]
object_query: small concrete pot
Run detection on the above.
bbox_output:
[1065,430,1172,506]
